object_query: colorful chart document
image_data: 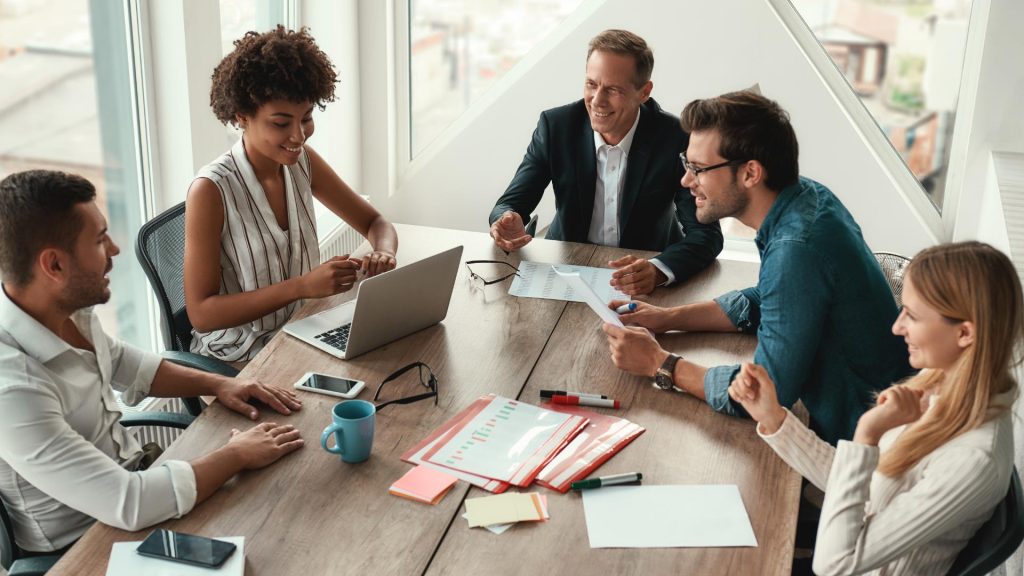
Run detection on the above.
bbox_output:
[582,485,758,548]
[424,396,587,486]
[508,261,627,305]
[401,396,510,493]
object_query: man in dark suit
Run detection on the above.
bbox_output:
[489,29,722,296]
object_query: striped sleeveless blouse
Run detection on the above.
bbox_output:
[190,137,320,361]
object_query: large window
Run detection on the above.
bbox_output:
[219,0,288,146]
[0,0,152,350]
[409,0,586,158]
[792,0,973,213]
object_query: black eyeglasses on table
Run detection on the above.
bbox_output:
[465,260,521,286]
[373,362,439,411]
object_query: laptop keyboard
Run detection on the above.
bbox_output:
[314,324,352,352]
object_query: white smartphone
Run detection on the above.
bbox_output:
[293,372,366,399]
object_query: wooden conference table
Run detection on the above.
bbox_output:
[52,224,801,575]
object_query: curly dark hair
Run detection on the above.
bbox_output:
[210,25,338,125]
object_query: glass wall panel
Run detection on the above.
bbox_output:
[0,0,151,349]
[792,0,974,212]
[409,0,586,157]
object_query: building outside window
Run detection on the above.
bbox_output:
[0,0,152,349]
[792,0,973,213]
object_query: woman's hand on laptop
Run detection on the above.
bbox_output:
[362,250,396,277]
[217,378,304,420]
[298,256,362,298]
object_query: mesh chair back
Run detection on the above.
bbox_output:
[874,252,911,308]
[1,496,17,568]
[948,467,1024,575]
[136,203,192,352]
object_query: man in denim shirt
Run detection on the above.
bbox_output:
[604,91,911,444]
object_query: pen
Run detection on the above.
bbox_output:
[571,472,643,491]
[615,302,637,314]
[540,389,608,399]
[551,395,620,409]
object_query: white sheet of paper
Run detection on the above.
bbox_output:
[508,261,627,305]
[583,485,758,548]
[105,537,244,576]
[552,268,623,327]
[425,396,572,482]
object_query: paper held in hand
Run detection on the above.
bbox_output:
[551,267,623,327]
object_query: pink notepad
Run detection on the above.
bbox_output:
[390,465,459,505]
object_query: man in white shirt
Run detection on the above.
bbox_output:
[489,29,722,295]
[0,170,305,554]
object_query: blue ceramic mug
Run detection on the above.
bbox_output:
[320,400,376,463]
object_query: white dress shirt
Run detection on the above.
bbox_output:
[0,286,197,552]
[588,109,674,284]
[759,393,1014,576]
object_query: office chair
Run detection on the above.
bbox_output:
[873,252,911,308]
[947,467,1024,576]
[525,213,538,237]
[136,202,239,417]
[1,412,193,576]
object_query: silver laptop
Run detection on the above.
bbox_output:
[283,245,463,360]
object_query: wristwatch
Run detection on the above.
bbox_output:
[654,353,682,391]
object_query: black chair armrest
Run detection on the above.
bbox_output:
[120,411,194,429]
[160,351,239,378]
[525,214,538,237]
[8,554,61,576]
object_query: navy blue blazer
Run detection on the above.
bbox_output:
[489,98,722,281]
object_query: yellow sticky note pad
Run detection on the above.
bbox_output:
[465,493,545,528]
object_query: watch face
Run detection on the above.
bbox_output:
[654,371,673,390]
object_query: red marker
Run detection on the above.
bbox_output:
[551,394,620,409]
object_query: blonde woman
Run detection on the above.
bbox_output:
[729,241,1021,575]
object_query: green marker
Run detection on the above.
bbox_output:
[571,472,643,491]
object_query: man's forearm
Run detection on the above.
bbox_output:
[668,301,738,333]
[190,443,246,503]
[148,360,227,398]
[673,359,708,400]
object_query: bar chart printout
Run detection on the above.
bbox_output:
[425,397,576,483]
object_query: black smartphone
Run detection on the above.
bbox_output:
[136,529,236,569]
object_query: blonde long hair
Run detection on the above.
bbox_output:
[878,242,1023,476]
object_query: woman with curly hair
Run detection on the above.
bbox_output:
[185,26,398,361]
[729,241,1021,575]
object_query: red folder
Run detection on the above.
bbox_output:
[533,403,645,493]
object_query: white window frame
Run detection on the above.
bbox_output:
[131,0,294,351]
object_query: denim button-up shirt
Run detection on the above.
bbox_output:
[704,177,912,445]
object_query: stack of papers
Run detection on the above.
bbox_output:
[464,492,550,533]
[535,404,645,493]
[389,465,458,505]
[420,396,588,487]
